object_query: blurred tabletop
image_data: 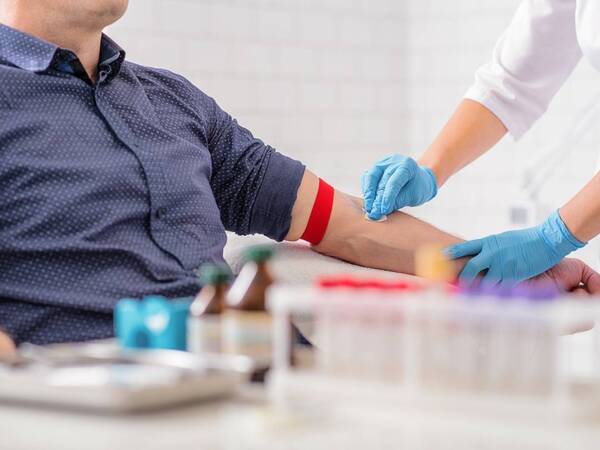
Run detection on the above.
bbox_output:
[4,238,600,449]
[3,384,600,450]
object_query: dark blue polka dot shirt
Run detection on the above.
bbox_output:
[0,24,305,346]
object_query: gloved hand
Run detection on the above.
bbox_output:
[445,210,586,286]
[361,155,437,220]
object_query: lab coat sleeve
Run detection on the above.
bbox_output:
[465,0,582,140]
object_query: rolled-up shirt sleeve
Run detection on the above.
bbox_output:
[465,0,582,140]
[206,98,305,241]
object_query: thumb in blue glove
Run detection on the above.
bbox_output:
[444,210,586,286]
[361,155,437,220]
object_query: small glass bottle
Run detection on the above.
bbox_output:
[187,263,231,355]
[222,245,275,360]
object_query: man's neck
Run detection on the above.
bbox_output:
[0,4,102,82]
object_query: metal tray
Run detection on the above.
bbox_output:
[0,342,255,413]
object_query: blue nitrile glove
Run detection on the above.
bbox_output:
[361,155,437,220]
[445,210,586,286]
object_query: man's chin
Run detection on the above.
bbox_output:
[72,0,129,28]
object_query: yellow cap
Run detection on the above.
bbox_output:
[415,245,454,283]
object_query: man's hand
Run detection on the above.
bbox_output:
[528,258,600,294]
[529,258,600,334]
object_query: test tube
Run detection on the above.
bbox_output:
[470,284,511,392]
[413,245,456,389]
[457,292,487,391]
[332,292,355,376]
[512,284,560,396]
[315,300,335,374]
[483,285,514,392]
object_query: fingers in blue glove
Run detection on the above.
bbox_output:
[459,254,490,284]
[368,165,398,219]
[444,239,483,260]
[361,164,386,213]
[371,158,417,217]
[360,171,371,210]
[481,265,503,286]
[381,164,414,212]
[368,190,387,220]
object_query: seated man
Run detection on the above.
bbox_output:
[0,0,598,351]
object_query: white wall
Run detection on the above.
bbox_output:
[401,0,600,266]
[108,0,600,266]
[108,0,408,192]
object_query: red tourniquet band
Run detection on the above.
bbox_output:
[300,178,334,245]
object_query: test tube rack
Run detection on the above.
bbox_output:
[267,283,600,423]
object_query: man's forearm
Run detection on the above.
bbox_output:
[313,192,461,275]
[286,169,462,275]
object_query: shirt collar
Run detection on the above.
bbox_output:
[0,23,58,71]
[98,34,126,73]
[0,23,125,75]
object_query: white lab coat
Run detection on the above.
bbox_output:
[465,0,600,140]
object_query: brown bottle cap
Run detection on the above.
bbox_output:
[198,263,232,286]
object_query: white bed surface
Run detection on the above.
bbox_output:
[224,233,418,284]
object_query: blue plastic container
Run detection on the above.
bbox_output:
[114,296,192,351]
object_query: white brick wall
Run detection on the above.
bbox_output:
[108,0,409,193]
[108,0,600,267]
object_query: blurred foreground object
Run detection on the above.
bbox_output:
[115,296,191,351]
[415,244,455,283]
[188,264,232,355]
[0,330,16,358]
[268,276,600,423]
[223,245,275,360]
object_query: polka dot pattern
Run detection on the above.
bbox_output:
[0,24,304,346]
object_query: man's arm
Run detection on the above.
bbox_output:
[286,170,600,293]
[286,170,460,275]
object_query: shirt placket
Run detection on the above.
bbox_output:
[92,67,189,272]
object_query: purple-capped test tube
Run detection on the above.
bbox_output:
[480,283,514,300]
[458,281,514,301]
[456,281,483,299]
[512,282,561,301]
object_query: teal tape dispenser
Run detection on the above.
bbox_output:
[114,296,192,351]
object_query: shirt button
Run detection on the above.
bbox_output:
[155,207,166,219]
